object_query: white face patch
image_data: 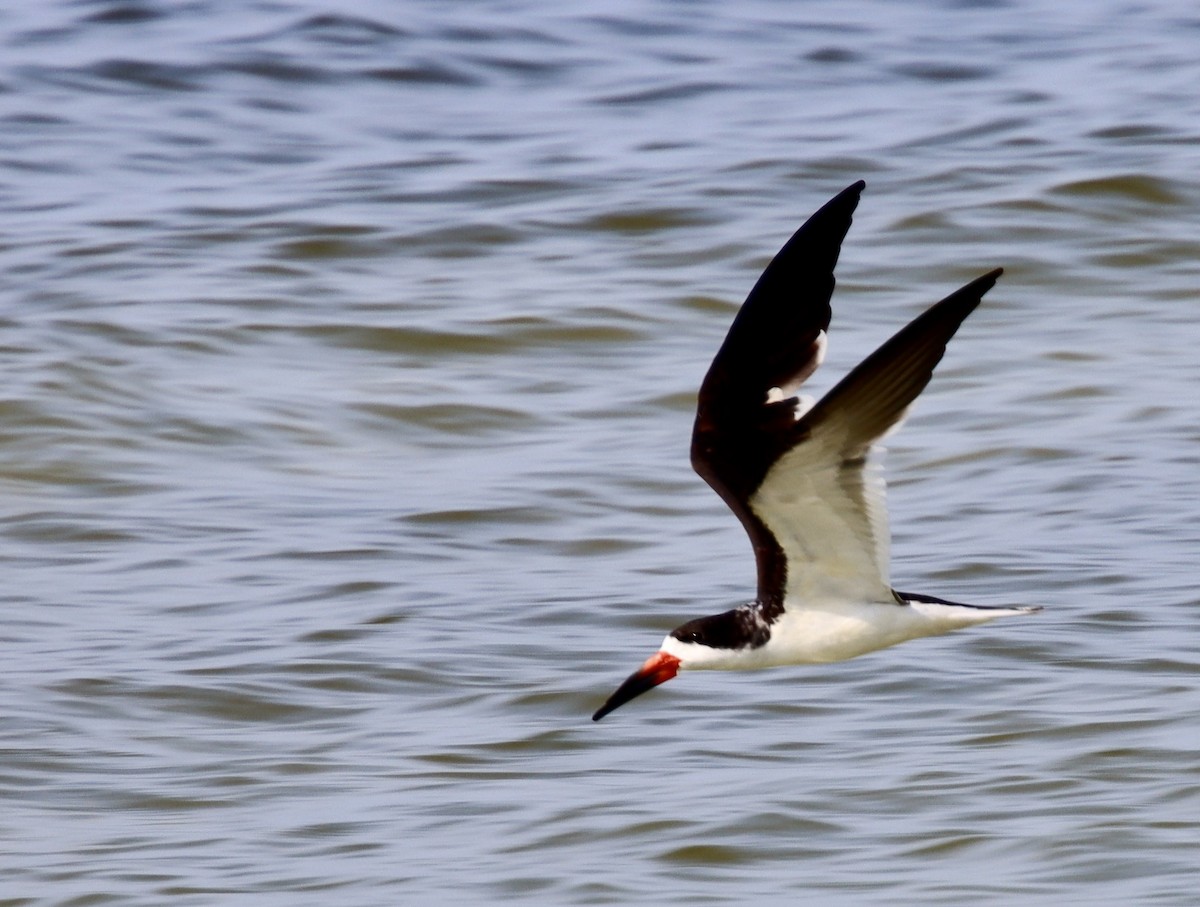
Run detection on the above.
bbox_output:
[660,634,762,671]
[766,386,785,404]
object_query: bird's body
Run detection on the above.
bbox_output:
[660,593,1032,672]
[593,180,1039,721]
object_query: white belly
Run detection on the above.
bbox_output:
[670,598,1030,671]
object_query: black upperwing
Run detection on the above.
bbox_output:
[754,269,1003,609]
[795,269,1002,461]
[690,181,864,605]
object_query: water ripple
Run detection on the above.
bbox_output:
[3,1,1200,904]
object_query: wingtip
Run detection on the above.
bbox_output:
[968,268,1004,308]
[835,179,867,206]
[948,267,1005,311]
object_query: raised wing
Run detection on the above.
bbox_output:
[754,271,1001,609]
[691,181,865,600]
[690,176,1001,613]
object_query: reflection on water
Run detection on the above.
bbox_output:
[2,1,1200,904]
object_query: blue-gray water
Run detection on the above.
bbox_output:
[3,1,1200,904]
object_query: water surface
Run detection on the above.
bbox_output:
[2,1,1200,904]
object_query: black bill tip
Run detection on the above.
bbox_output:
[592,651,681,721]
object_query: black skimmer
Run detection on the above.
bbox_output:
[593,180,1039,721]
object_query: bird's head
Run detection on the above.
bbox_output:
[592,609,761,720]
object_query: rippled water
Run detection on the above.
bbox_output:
[3,1,1200,904]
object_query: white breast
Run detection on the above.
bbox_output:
[670,598,1031,671]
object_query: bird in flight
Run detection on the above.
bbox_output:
[593,180,1038,721]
